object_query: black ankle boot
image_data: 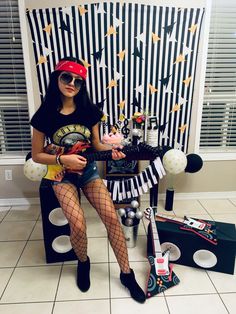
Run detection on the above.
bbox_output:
[120,269,146,303]
[77,256,90,292]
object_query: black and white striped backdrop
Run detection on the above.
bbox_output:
[26,2,204,152]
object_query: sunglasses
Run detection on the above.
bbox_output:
[59,72,84,89]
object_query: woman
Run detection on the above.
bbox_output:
[31,57,146,303]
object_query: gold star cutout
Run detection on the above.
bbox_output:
[101,114,108,122]
[107,80,118,89]
[81,59,91,68]
[119,113,126,121]
[183,76,192,86]
[78,6,88,16]
[188,24,198,34]
[170,104,181,112]
[37,55,47,65]
[105,26,117,36]
[43,24,52,35]
[174,54,186,64]
[118,100,125,110]
[148,84,158,94]
[152,32,161,43]
[117,50,126,61]
[179,124,187,133]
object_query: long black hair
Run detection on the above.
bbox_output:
[41,56,93,114]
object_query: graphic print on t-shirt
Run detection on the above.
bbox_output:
[52,124,91,147]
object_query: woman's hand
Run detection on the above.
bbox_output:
[111,146,126,160]
[60,154,87,172]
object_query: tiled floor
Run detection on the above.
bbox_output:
[0,198,235,314]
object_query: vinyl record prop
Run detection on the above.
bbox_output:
[144,207,180,298]
[147,211,236,274]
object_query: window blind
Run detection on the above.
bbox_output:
[0,0,31,158]
[200,0,236,152]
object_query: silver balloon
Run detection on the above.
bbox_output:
[131,200,139,208]
[135,210,143,219]
[118,208,126,217]
[127,211,135,219]
[124,218,133,226]
[132,128,142,137]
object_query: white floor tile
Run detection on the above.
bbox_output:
[172,200,208,216]
[109,235,147,262]
[53,300,110,314]
[109,261,154,299]
[166,294,228,314]
[164,265,217,296]
[199,199,236,214]
[0,303,53,314]
[56,263,109,301]
[88,237,108,263]
[220,293,236,314]
[0,221,35,241]
[0,207,10,212]
[29,221,44,240]
[0,268,14,296]
[17,240,48,266]
[0,266,61,303]
[0,212,7,222]
[111,296,169,314]
[0,241,26,267]
[86,217,107,237]
[230,199,236,206]
[207,269,236,293]
[4,205,40,221]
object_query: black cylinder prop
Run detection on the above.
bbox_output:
[165,188,175,211]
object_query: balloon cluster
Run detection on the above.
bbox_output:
[118,200,143,227]
[162,148,203,175]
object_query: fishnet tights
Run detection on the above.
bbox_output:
[53,179,130,273]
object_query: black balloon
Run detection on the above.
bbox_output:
[25,151,32,161]
[185,154,203,173]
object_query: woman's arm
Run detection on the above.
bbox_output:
[31,128,87,170]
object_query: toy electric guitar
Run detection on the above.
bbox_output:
[156,213,217,245]
[43,141,162,181]
[144,207,180,298]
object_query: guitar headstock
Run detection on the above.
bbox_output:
[144,207,156,220]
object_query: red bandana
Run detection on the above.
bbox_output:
[55,60,87,80]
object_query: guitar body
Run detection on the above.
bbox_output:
[146,255,180,298]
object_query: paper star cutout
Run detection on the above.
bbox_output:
[174,141,183,149]
[92,48,104,62]
[107,80,118,89]
[132,47,143,60]
[81,59,91,68]
[101,114,108,122]
[152,32,161,43]
[164,82,173,94]
[170,104,181,112]
[105,26,117,36]
[97,53,107,68]
[148,84,158,94]
[188,24,198,34]
[159,122,168,133]
[78,6,88,16]
[135,84,144,94]
[59,20,72,33]
[95,4,106,14]
[60,7,73,17]
[118,100,125,110]
[113,16,124,28]
[119,113,126,121]
[178,95,187,105]
[37,55,47,65]
[174,54,186,64]
[41,45,53,56]
[183,45,193,56]
[160,74,172,87]
[114,70,124,80]
[161,127,169,140]
[117,50,126,61]
[136,32,146,44]
[43,24,52,35]
[183,76,192,86]
[163,21,176,35]
[179,124,187,133]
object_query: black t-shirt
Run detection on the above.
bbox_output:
[30,103,103,147]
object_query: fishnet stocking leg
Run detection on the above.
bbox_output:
[52,183,87,262]
[82,179,130,273]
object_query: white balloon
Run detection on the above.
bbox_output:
[24,158,47,181]
[162,149,187,175]
[131,200,139,208]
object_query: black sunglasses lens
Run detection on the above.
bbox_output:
[60,73,73,85]
[74,79,83,89]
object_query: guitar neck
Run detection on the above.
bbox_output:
[150,212,162,258]
[157,213,184,224]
